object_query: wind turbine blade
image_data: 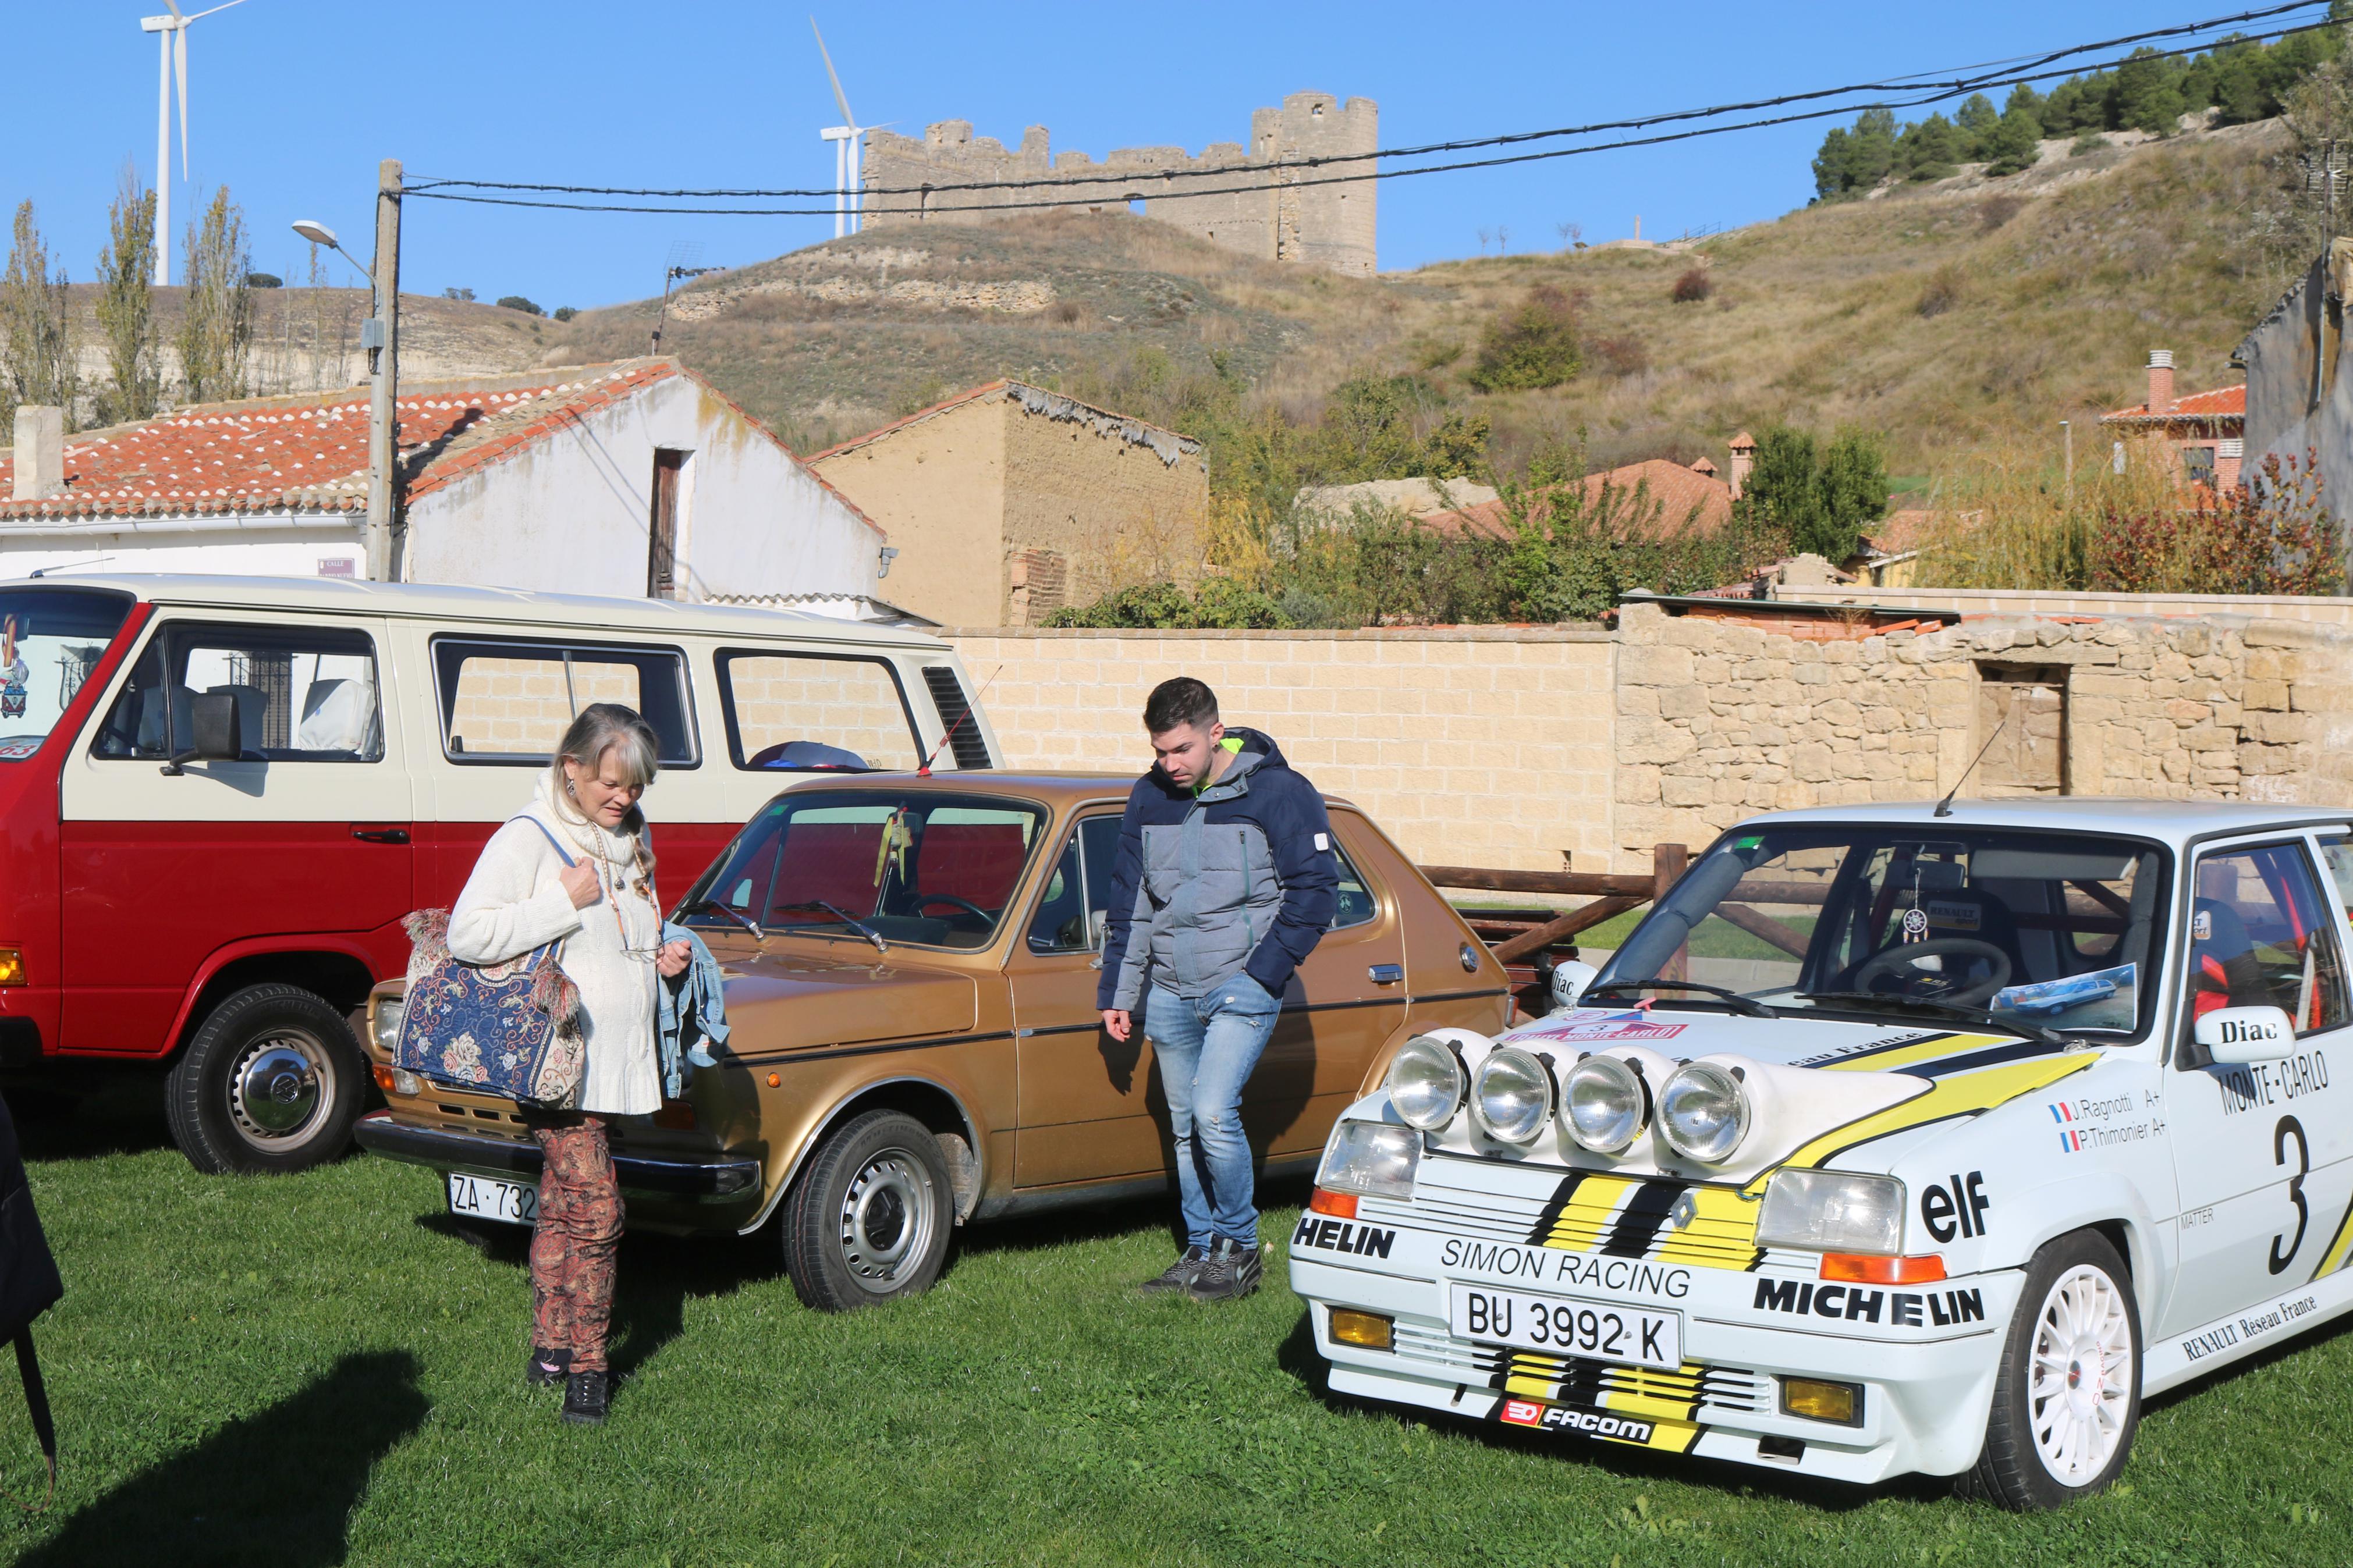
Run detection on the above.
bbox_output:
[186,0,249,18]
[175,25,189,178]
[810,17,855,128]
[164,0,184,16]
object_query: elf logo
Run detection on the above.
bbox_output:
[1920,1171,1991,1243]
[1290,1215,1397,1258]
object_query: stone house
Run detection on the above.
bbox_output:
[2238,239,2353,539]
[2099,348,2245,489]
[0,358,889,606]
[807,379,1208,627]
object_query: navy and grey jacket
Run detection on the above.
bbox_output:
[1098,727,1338,1012]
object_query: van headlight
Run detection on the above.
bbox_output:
[1385,1036,1466,1131]
[1561,1054,1649,1154]
[1756,1169,1907,1254]
[1658,1061,1751,1163]
[1470,1047,1553,1145]
[1316,1120,1421,1199]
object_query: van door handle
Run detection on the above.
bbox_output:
[1368,963,1404,985]
[352,826,410,844]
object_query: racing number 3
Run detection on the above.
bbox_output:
[2271,1114,2310,1275]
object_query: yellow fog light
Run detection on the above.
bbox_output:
[1779,1377,1862,1427]
[0,948,26,986]
[1329,1309,1394,1351]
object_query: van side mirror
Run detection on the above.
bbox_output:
[162,692,243,776]
[2195,1005,2298,1064]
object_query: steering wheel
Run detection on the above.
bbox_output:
[1850,938,2013,1008]
[914,894,992,923]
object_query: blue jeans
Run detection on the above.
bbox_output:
[1144,975,1282,1249]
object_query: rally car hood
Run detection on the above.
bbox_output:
[1422,1002,2100,1187]
[716,947,978,1053]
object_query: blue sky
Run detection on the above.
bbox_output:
[0,2,2221,308]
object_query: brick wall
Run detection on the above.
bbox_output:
[446,655,643,756]
[723,653,925,769]
[943,627,1617,873]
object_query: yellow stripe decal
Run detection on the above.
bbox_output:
[2311,1192,2353,1281]
[1531,1175,1641,1253]
[1811,1032,2016,1073]
[1650,1183,1763,1270]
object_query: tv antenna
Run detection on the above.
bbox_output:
[650,241,722,354]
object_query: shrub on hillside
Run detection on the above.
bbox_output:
[1917,263,1968,318]
[1670,268,1712,304]
[1465,285,1582,392]
[553,306,578,322]
[498,296,544,317]
[1589,333,1649,378]
[2071,131,2110,158]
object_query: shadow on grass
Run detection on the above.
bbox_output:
[15,1349,428,1567]
[6,1077,178,1165]
[951,1170,1318,1265]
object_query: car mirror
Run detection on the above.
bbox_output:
[162,692,243,776]
[2195,1004,2298,1063]
[1549,959,1598,1013]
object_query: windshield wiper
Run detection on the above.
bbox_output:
[1582,979,1777,1019]
[1797,991,2065,1048]
[771,899,888,953]
[680,896,762,940]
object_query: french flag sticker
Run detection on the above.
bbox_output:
[2059,1129,2085,1153]
[2050,1101,2077,1124]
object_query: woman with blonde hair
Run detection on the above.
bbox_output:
[447,702,690,1425]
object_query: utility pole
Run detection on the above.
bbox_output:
[365,159,402,583]
[2061,419,2073,507]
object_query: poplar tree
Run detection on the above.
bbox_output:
[93,163,161,425]
[176,187,252,404]
[1,201,76,434]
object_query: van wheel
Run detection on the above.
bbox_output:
[782,1110,953,1311]
[1964,1229,2141,1510]
[165,984,364,1175]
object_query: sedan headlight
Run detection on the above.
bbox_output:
[1317,1119,1421,1199]
[1561,1054,1649,1154]
[1471,1047,1553,1145]
[1385,1036,1466,1131]
[371,995,407,1052]
[1658,1061,1751,1163]
[1756,1169,1907,1254]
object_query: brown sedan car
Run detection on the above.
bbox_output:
[353,773,1510,1309]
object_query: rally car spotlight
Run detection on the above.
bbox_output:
[1756,1168,1907,1254]
[1470,1047,1554,1144]
[1386,1036,1467,1131]
[1561,1053,1649,1154]
[1316,1119,1422,1199]
[1658,1060,1751,1163]
[1328,1308,1395,1351]
[1779,1377,1864,1427]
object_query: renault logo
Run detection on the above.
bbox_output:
[1668,1192,1698,1231]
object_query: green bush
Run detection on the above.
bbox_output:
[1464,286,1582,392]
[496,295,544,317]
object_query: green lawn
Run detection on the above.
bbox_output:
[6,1089,2353,1566]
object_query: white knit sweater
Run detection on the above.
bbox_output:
[447,776,662,1117]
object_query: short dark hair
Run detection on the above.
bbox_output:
[1144,677,1219,734]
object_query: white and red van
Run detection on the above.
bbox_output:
[0,574,998,1172]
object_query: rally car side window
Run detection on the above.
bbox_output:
[2183,842,2350,1040]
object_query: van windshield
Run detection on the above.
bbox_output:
[0,589,134,760]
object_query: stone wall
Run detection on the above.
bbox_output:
[1787,584,2353,626]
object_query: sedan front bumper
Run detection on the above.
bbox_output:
[352,1111,763,1200]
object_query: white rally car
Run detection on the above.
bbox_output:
[1291,801,2353,1509]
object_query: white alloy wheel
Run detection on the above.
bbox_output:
[2027,1263,2134,1484]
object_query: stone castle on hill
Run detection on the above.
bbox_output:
[858,92,1378,277]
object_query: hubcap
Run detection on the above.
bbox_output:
[228,1031,331,1147]
[836,1149,936,1292]
[2028,1263,2133,1485]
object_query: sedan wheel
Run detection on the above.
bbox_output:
[1967,1230,2142,1509]
[784,1109,954,1311]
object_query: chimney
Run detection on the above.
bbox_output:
[1727,430,1757,500]
[10,406,63,502]
[2146,349,2174,417]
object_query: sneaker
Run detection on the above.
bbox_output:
[527,1346,572,1388]
[1140,1245,1210,1295]
[562,1368,609,1425]
[1187,1237,1263,1302]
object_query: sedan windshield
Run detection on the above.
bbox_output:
[680,790,1047,950]
[1588,826,2169,1037]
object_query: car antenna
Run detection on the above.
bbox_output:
[916,663,1003,777]
[1933,703,2013,818]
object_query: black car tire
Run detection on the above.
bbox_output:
[783,1109,954,1311]
[165,983,365,1175]
[1965,1229,2142,1510]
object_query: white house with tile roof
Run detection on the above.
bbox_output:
[0,359,889,606]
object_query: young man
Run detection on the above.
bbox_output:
[1099,677,1336,1302]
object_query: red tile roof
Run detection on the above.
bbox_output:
[1421,458,1736,541]
[2100,383,2245,424]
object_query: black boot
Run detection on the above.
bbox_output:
[526,1346,571,1388]
[562,1368,609,1425]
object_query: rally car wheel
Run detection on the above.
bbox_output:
[1967,1230,2141,1510]
[165,984,365,1176]
[783,1110,953,1312]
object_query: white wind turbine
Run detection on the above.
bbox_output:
[140,0,250,287]
[811,17,877,239]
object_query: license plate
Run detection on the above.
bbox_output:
[1449,1283,1683,1370]
[447,1171,538,1226]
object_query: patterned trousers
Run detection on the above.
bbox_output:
[529,1115,624,1373]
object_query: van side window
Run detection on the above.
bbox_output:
[92,622,383,762]
[716,652,922,771]
[432,638,697,765]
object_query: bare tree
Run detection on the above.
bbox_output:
[1496,225,1509,253]
[1556,220,1582,248]
[1,201,77,433]
[176,187,252,403]
[1476,227,1492,253]
[93,162,161,426]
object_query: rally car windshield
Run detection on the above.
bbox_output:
[1587,826,2170,1039]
